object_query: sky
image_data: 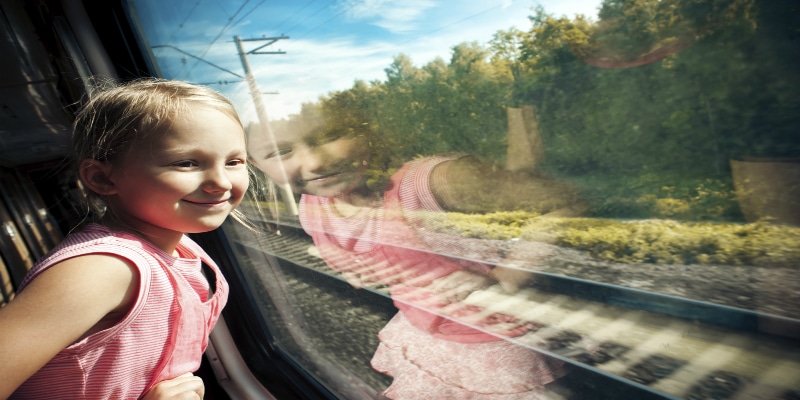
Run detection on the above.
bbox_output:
[134,0,603,123]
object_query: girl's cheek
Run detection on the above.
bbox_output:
[256,160,293,186]
[250,159,276,178]
[230,172,250,201]
[237,173,251,191]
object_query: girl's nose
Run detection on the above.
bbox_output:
[203,165,234,192]
[292,144,325,173]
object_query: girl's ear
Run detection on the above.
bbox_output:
[79,159,117,195]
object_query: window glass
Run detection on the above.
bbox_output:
[132,1,800,398]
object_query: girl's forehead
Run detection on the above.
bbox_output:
[134,108,244,149]
[280,116,328,140]
[272,129,303,142]
[249,125,310,148]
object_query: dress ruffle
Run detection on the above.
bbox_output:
[371,313,566,400]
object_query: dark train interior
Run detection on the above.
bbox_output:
[1,1,798,399]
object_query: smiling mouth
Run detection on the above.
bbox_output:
[296,171,345,187]
[184,199,230,206]
[308,172,342,181]
[298,159,362,187]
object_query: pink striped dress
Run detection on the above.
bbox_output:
[11,224,228,399]
[300,156,564,399]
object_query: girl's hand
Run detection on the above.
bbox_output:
[429,270,494,302]
[489,266,532,293]
[142,373,205,400]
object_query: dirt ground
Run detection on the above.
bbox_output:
[420,231,800,320]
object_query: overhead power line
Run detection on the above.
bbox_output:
[152,44,243,78]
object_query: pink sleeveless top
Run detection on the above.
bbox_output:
[11,224,229,399]
[300,156,534,343]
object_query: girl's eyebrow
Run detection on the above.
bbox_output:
[247,139,289,158]
[271,140,294,148]
[160,140,246,155]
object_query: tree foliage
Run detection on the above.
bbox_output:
[271,0,798,220]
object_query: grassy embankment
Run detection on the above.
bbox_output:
[424,210,800,267]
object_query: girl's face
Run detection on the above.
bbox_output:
[105,105,248,248]
[249,123,370,199]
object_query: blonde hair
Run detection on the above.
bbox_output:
[72,78,243,218]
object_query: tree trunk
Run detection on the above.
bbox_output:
[730,158,800,226]
[506,105,544,172]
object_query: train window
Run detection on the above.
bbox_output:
[129,0,799,399]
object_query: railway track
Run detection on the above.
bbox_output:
[232,224,800,400]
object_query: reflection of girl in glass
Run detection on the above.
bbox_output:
[250,102,580,399]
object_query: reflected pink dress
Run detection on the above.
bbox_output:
[300,156,564,399]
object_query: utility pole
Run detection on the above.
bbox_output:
[234,35,298,216]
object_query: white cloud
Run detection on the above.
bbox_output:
[534,0,601,19]
[211,0,602,122]
[228,36,398,122]
[343,0,437,33]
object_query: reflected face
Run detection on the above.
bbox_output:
[106,105,249,243]
[248,124,370,199]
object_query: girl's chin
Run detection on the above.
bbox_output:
[304,180,361,199]
[305,187,347,199]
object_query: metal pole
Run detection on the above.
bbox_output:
[234,36,298,216]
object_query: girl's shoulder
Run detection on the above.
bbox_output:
[56,223,187,257]
[176,234,208,259]
[18,224,159,291]
[394,154,465,212]
[49,224,155,259]
[401,153,465,171]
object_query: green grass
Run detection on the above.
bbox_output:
[571,173,745,222]
[425,211,800,267]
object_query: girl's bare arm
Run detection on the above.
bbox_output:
[431,156,585,215]
[429,156,586,293]
[0,254,138,399]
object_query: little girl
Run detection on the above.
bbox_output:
[0,79,249,399]
[249,105,577,399]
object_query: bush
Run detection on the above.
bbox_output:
[421,210,541,240]
[577,174,743,222]
[430,211,800,267]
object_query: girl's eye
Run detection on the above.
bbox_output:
[172,161,197,168]
[310,129,347,146]
[227,159,245,166]
[265,148,292,159]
